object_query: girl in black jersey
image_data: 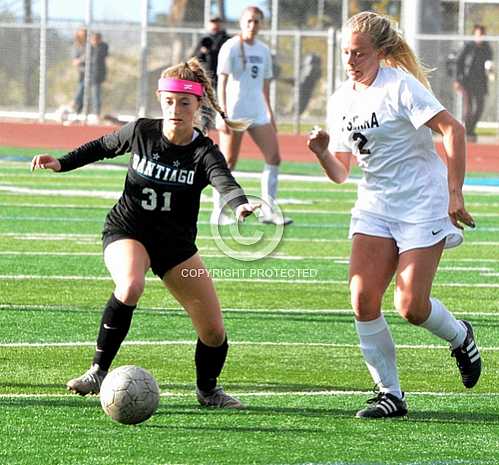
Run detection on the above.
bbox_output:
[31,58,257,408]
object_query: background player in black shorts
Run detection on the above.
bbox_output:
[31,57,256,408]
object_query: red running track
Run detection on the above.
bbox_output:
[1,121,498,173]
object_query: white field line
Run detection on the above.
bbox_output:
[468,201,499,208]
[0,339,498,351]
[0,251,102,256]
[6,201,499,219]
[0,233,99,239]
[2,232,499,248]
[2,167,499,193]
[3,158,499,192]
[3,214,499,232]
[2,389,498,399]
[0,216,105,223]
[0,202,110,209]
[2,273,499,288]
[0,251,495,273]
[0,173,122,181]
[0,184,121,200]
[1,303,498,318]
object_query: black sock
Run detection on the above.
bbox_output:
[195,336,228,393]
[92,294,136,371]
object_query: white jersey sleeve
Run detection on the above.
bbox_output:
[398,74,445,129]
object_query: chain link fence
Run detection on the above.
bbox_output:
[0,0,497,134]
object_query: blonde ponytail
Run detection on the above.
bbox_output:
[345,12,432,89]
[160,58,250,131]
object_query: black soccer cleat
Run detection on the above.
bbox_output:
[356,391,408,419]
[196,387,245,409]
[451,320,481,388]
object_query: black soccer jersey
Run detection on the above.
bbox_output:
[58,118,247,243]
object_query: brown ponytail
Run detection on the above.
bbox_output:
[160,58,250,131]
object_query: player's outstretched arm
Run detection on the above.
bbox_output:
[30,154,61,172]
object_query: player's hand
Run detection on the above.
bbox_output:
[30,154,61,172]
[235,202,261,222]
[307,126,330,160]
[449,191,475,229]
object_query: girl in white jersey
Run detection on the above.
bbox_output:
[308,12,481,419]
[212,5,292,226]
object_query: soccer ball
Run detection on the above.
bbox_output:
[100,365,160,425]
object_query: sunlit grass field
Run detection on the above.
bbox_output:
[1,154,499,465]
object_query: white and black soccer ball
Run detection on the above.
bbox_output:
[100,365,160,425]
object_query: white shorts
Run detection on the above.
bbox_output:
[228,98,270,127]
[348,210,463,254]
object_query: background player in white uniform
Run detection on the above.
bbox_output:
[213,5,291,225]
[308,11,481,419]
[31,58,257,409]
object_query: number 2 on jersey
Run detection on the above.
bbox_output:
[352,132,371,154]
[141,187,171,211]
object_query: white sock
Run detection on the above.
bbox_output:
[420,298,466,349]
[355,315,402,399]
[261,164,279,218]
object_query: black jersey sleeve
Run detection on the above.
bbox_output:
[58,121,137,172]
[203,146,248,210]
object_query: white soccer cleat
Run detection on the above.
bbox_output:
[66,364,108,396]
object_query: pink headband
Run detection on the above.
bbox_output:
[158,78,204,97]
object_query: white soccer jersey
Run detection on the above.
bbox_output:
[327,67,448,223]
[217,36,273,119]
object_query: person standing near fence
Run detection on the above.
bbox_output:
[31,57,257,409]
[72,27,87,115]
[193,16,230,87]
[308,11,481,419]
[454,24,494,142]
[193,17,230,132]
[213,5,292,226]
[89,32,109,120]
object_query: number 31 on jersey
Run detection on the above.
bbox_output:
[141,187,171,211]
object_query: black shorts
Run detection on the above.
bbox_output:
[102,229,198,279]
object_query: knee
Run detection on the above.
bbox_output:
[196,309,225,346]
[267,153,281,166]
[199,326,226,347]
[114,278,145,305]
[394,292,427,325]
[350,286,383,320]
